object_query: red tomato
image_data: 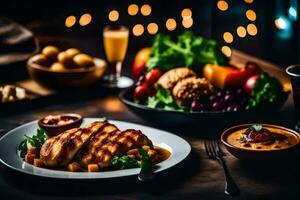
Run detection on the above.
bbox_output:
[145,68,163,85]
[244,75,260,94]
[134,83,151,101]
[131,48,151,80]
[132,61,147,80]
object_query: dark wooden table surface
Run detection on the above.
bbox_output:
[1,33,300,199]
[1,85,300,200]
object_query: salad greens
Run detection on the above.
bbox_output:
[110,148,152,170]
[146,31,229,72]
[18,128,47,158]
[246,73,282,110]
[146,85,187,111]
[110,155,139,169]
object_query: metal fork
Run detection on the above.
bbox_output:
[204,140,240,196]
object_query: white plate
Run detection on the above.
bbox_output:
[0,118,191,179]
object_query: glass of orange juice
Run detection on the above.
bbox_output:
[103,26,133,88]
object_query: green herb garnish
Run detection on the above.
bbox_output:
[250,124,263,132]
[17,128,47,158]
[139,148,152,171]
[110,155,138,170]
[146,85,187,111]
[240,135,247,143]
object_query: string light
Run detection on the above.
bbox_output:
[244,0,254,4]
[133,24,144,36]
[128,4,139,16]
[181,8,192,19]
[108,10,119,22]
[236,26,247,38]
[217,1,228,11]
[65,16,76,28]
[182,17,193,28]
[247,23,258,36]
[221,46,232,57]
[147,23,158,35]
[246,9,256,21]
[166,18,177,31]
[79,13,92,26]
[223,32,233,43]
[141,4,152,16]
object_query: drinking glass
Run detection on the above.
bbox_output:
[103,26,133,88]
[286,64,300,132]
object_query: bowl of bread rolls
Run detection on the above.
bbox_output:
[27,46,107,89]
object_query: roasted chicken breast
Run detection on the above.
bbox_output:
[40,121,107,167]
[80,129,153,168]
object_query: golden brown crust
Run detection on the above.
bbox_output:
[172,77,215,105]
[156,68,197,91]
[40,121,107,167]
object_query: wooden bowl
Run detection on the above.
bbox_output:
[27,57,107,89]
[38,113,83,137]
[221,123,300,160]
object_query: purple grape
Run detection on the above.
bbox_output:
[226,106,235,112]
[191,100,204,112]
[212,101,223,111]
[209,95,218,102]
[233,105,239,111]
[224,94,234,105]
[217,91,223,98]
[225,90,233,95]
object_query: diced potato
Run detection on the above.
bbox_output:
[68,162,81,172]
[27,147,38,155]
[88,164,99,172]
[25,154,36,164]
[33,159,43,167]
[147,149,157,157]
[142,145,150,151]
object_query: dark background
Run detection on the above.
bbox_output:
[1,0,300,68]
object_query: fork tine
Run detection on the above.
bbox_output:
[208,140,217,159]
[209,140,218,158]
[216,141,226,156]
[204,140,211,158]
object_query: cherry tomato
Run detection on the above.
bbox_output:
[145,68,163,85]
[134,83,151,101]
[244,75,260,94]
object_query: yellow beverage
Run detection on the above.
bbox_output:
[103,29,129,62]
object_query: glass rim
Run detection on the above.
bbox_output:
[103,25,129,32]
[286,64,300,77]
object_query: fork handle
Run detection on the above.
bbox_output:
[217,156,240,196]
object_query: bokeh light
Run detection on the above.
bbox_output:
[182,17,193,29]
[65,16,76,28]
[133,24,144,36]
[221,46,232,57]
[128,4,139,16]
[217,1,228,11]
[223,32,234,43]
[166,18,177,31]
[181,8,192,19]
[244,0,254,4]
[247,23,258,36]
[246,9,256,21]
[141,4,152,16]
[79,13,92,26]
[147,23,158,35]
[274,18,287,30]
[236,26,247,38]
[108,10,119,22]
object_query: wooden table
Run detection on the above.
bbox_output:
[1,51,300,200]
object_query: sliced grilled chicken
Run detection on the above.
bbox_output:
[80,129,153,168]
[40,121,107,167]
